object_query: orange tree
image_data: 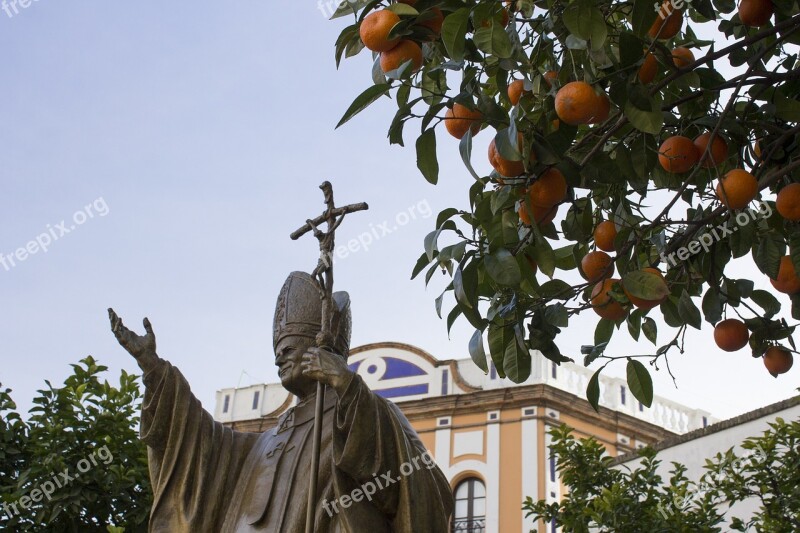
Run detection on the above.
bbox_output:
[332,0,800,408]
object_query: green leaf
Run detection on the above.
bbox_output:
[622,271,670,300]
[386,2,418,15]
[587,370,601,412]
[624,101,663,134]
[753,231,784,279]
[562,2,608,50]
[336,83,391,129]
[679,291,702,330]
[595,318,615,345]
[539,279,574,300]
[531,236,556,278]
[488,322,531,383]
[485,248,522,286]
[441,8,471,62]
[631,0,659,37]
[411,252,432,279]
[473,21,514,58]
[454,261,478,310]
[416,129,439,185]
[459,128,482,181]
[330,0,372,20]
[702,288,723,324]
[469,329,489,373]
[751,290,781,319]
[627,359,654,407]
[642,317,658,345]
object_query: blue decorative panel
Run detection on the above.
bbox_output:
[382,357,427,379]
[374,384,429,399]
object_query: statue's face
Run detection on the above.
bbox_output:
[275,334,317,398]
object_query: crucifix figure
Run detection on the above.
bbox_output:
[108,182,453,532]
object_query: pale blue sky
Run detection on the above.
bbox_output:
[1,2,796,421]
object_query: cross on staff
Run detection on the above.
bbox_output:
[290,181,368,533]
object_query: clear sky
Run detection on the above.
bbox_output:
[1,1,796,422]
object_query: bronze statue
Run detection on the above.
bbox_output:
[108,183,454,532]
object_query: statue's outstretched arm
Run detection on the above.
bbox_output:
[108,308,161,374]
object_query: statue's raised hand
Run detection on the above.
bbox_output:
[108,308,159,373]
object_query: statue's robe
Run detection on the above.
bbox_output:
[141,359,454,532]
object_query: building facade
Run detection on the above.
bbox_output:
[215,342,714,533]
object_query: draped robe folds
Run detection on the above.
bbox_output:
[140,358,454,532]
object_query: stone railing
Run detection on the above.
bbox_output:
[520,352,713,434]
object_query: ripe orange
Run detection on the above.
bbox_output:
[543,70,558,87]
[658,136,699,173]
[555,81,600,126]
[763,346,793,376]
[527,168,567,208]
[716,169,758,210]
[770,256,800,295]
[508,79,527,105]
[519,203,558,226]
[714,319,750,352]
[581,251,614,283]
[380,40,423,73]
[638,52,658,84]
[649,5,683,39]
[739,0,774,27]
[591,278,628,321]
[693,133,729,168]
[590,91,611,124]
[594,221,618,252]
[444,103,483,139]
[671,47,695,69]
[419,7,444,36]
[488,134,526,178]
[624,268,667,310]
[360,10,401,52]
[776,183,800,221]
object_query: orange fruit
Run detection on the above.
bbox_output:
[360,10,401,52]
[590,91,611,124]
[581,251,614,283]
[714,319,750,352]
[649,5,683,39]
[776,183,800,221]
[488,134,526,178]
[671,47,695,69]
[638,52,658,84]
[419,7,444,36]
[555,81,600,126]
[739,0,774,27]
[444,103,482,139]
[527,168,567,208]
[519,203,558,226]
[764,346,793,376]
[693,133,729,168]
[591,278,628,321]
[716,169,758,210]
[770,256,800,295]
[380,40,423,73]
[508,79,527,105]
[624,268,667,310]
[594,221,618,252]
[543,70,558,87]
[658,136,699,173]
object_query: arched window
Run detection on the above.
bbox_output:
[451,477,486,532]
